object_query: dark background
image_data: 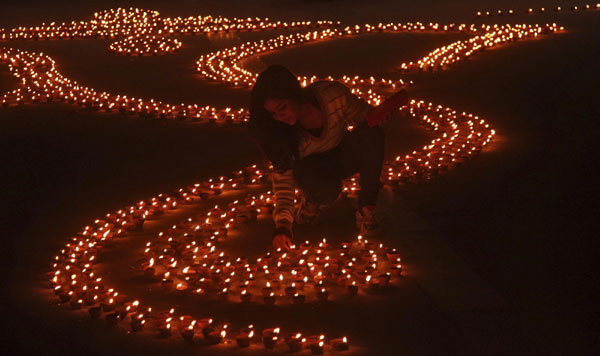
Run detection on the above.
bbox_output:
[1,1,598,355]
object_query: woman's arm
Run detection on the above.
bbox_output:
[271,169,295,249]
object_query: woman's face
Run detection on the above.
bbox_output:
[264,98,301,126]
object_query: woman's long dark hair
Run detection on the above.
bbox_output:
[247,65,307,172]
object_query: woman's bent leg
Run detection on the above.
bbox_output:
[293,149,344,206]
[338,122,385,208]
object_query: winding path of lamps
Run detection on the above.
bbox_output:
[0,8,334,56]
[1,7,564,353]
[476,2,600,17]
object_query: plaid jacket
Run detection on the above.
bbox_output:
[272,80,372,226]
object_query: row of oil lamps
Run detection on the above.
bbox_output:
[49,164,374,352]
[108,35,183,56]
[197,22,562,89]
[477,3,600,17]
[0,48,250,122]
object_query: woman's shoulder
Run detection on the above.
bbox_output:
[307,80,348,91]
[307,80,351,101]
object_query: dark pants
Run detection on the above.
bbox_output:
[293,122,385,208]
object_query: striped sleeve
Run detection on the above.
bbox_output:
[337,83,372,126]
[272,168,295,226]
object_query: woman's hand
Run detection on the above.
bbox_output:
[273,233,293,250]
[272,224,293,251]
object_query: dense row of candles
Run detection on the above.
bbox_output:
[1,6,568,353]
[109,35,183,56]
[0,8,334,55]
[0,46,250,123]
[476,3,600,17]
[197,22,562,87]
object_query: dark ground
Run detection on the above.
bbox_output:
[1,1,598,355]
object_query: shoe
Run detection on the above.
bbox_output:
[296,195,319,225]
[355,205,382,236]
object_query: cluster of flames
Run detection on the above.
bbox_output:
[0,6,567,353]
[198,22,562,86]
[0,7,334,55]
[140,188,403,303]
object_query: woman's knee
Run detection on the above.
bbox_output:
[293,163,341,204]
[293,157,319,185]
[305,180,341,205]
[355,124,385,156]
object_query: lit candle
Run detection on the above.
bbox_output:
[181,324,195,342]
[331,336,349,350]
[240,289,252,303]
[392,262,403,275]
[310,340,325,354]
[262,327,280,349]
[217,288,229,301]
[263,292,276,305]
[293,293,305,305]
[317,288,329,303]
[70,298,83,310]
[263,335,278,349]
[207,329,226,344]
[197,318,213,330]
[236,330,253,347]
[158,322,172,338]
[261,282,273,297]
[285,332,304,352]
[130,314,145,332]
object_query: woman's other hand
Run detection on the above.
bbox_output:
[272,223,293,250]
